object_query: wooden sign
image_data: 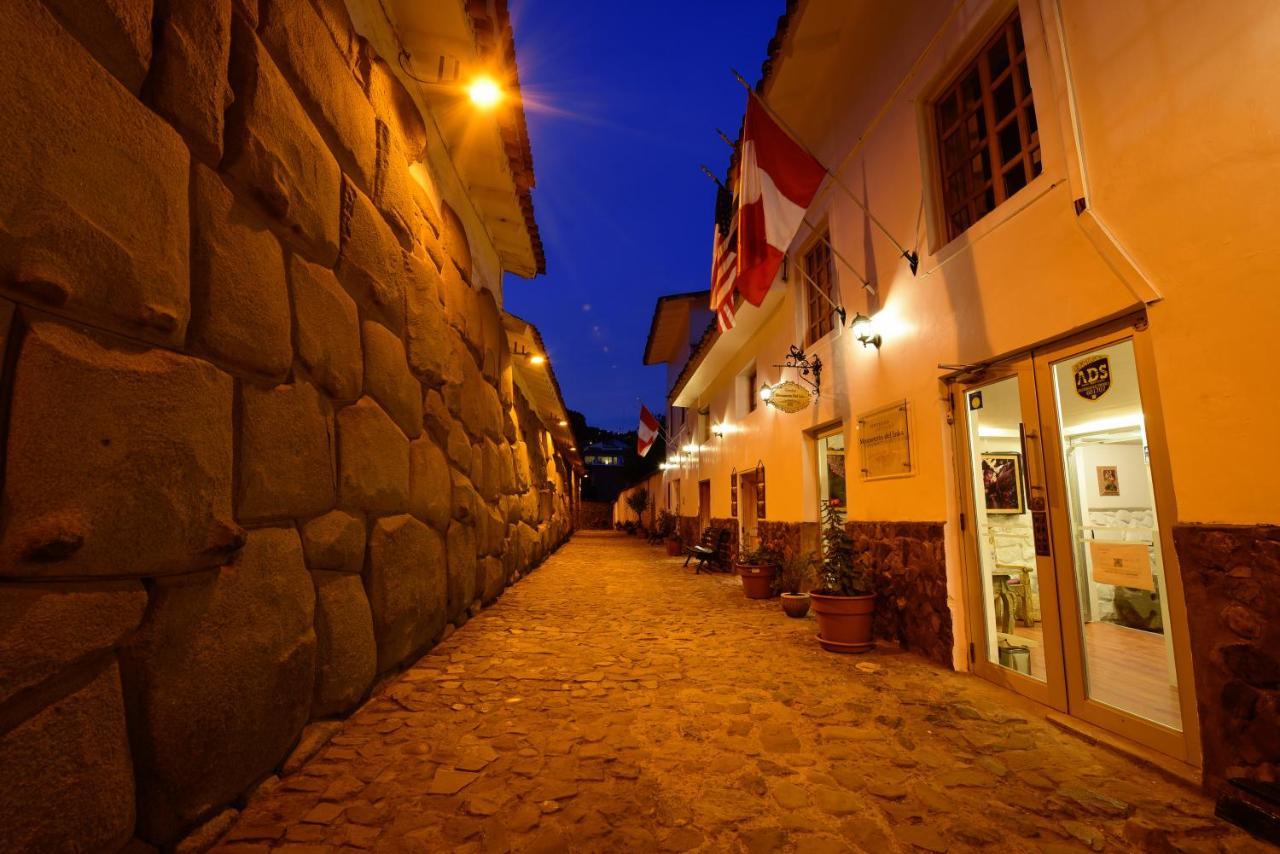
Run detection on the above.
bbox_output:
[1089,541,1153,590]
[766,380,812,413]
[1073,355,1111,401]
[858,401,912,480]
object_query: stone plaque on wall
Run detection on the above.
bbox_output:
[857,400,912,480]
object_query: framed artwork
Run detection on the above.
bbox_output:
[1097,465,1120,497]
[981,452,1025,514]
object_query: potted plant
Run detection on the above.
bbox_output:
[657,510,682,556]
[625,488,651,535]
[809,501,875,652]
[735,544,781,600]
[775,552,816,618]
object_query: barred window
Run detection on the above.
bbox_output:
[935,11,1041,241]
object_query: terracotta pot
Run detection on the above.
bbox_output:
[781,592,811,619]
[665,539,682,557]
[736,562,779,599]
[809,592,875,653]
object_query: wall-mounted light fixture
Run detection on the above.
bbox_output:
[850,313,881,349]
[681,443,700,454]
[467,75,504,109]
[557,419,568,427]
[758,383,774,402]
[528,354,546,365]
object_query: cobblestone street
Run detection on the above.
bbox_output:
[214,533,1266,853]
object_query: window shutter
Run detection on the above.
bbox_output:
[730,469,738,518]
[756,461,766,520]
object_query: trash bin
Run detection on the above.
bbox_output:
[998,643,1031,675]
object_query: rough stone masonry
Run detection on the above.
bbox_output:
[0,0,574,849]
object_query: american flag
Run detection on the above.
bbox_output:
[710,183,738,332]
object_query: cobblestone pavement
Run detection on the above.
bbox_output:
[214,532,1270,853]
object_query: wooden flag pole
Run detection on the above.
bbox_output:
[731,69,919,276]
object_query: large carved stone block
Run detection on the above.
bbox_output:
[41,0,152,91]
[409,437,452,532]
[336,397,409,514]
[225,16,340,264]
[0,581,146,706]
[300,509,365,574]
[0,0,189,347]
[337,178,405,331]
[362,320,423,438]
[238,377,336,520]
[423,388,453,443]
[365,515,446,672]
[0,322,238,578]
[149,0,233,164]
[290,255,362,401]
[259,0,377,191]
[311,570,376,717]
[0,662,135,852]
[126,527,315,844]
[190,165,292,382]
[479,556,504,604]
[403,252,454,386]
[374,121,423,248]
[446,520,477,621]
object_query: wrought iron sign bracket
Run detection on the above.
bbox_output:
[774,345,822,398]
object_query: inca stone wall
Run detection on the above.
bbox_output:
[848,521,953,668]
[1174,524,1280,791]
[0,0,572,849]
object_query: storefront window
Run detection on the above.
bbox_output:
[818,430,846,512]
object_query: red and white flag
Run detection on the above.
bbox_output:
[710,214,737,332]
[636,405,660,457]
[735,95,827,306]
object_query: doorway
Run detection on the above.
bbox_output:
[955,322,1198,762]
[697,479,711,535]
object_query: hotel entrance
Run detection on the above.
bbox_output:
[953,321,1199,763]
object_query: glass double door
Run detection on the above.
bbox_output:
[957,324,1198,762]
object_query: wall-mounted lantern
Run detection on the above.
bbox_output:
[851,313,882,349]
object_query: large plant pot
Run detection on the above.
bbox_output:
[736,562,779,599]
[665,539,682,557]
[810,592,875,653]
[781,592,811,619]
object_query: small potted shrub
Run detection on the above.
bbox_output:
[735,544,781,600]
[809,501,875,652]
[657,510,682,556]
[775,552,816,618]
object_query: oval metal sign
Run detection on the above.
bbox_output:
[767,380,812,413]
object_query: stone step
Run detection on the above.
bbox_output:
[1216,778,1280,846]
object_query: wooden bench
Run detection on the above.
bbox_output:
[684,527,731,574]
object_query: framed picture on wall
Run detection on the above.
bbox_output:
[1096,465,1120,497]
[981,452,1025,514]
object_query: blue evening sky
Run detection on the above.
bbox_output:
[503,1,784,432]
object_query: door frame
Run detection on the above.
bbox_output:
[1031,319,1200,764]
[951,314,1201,765]
[952,360,1070,714]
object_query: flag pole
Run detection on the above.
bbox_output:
[731,69,919,276]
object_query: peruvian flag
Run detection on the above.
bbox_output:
[735,95,827,306]
[637,405,660,457]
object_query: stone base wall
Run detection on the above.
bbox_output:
[0,0,571,849]
[709,518,740,561]
[1173,524,1280,790]
[848,521,953,669]
[758,520,821,563]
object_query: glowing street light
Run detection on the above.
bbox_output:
[528,354,546,366]
[468,76,503,109]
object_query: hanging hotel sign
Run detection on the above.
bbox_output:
[857,400,912,480]
[1073,355,1111,401]
[1089,541,1154,591]
[766,380,812,413]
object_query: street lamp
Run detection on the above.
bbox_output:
[467,76,504,109]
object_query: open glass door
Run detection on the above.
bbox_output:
[1035,331,1197,760]
[957,365,1068,710]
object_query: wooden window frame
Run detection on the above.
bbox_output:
[801,233,836,347]
[934,10,1042,242]
[747,367,758,412]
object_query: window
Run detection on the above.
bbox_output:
[747,367,758,412]
[803,235,835,346]
[935,11,1041,242]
